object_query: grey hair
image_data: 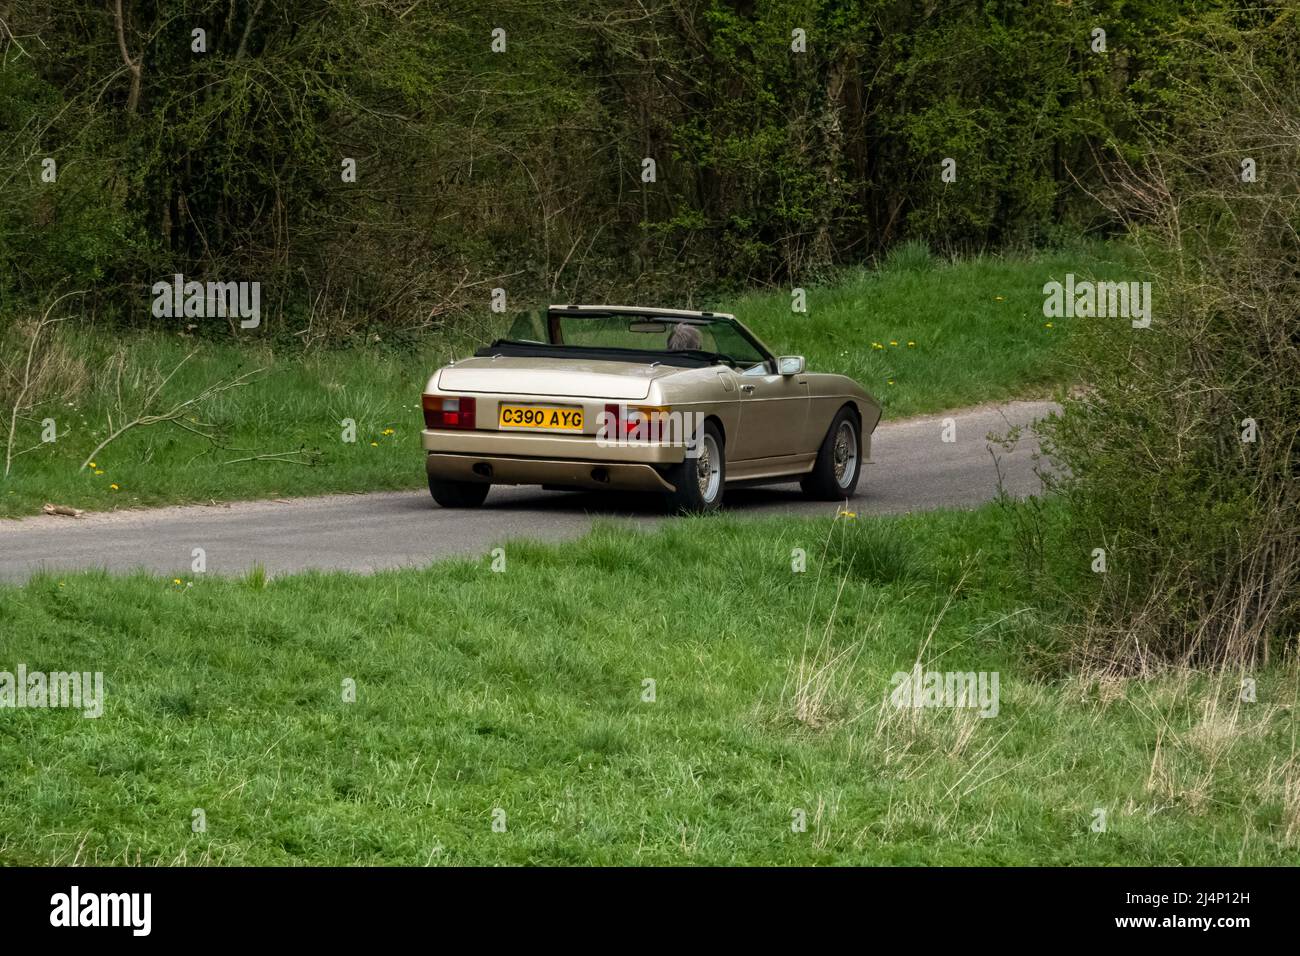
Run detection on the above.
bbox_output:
[666,323,703,351]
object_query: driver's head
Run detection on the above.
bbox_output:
[667,323,703,351]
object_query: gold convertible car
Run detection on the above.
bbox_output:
[421,305,882,511]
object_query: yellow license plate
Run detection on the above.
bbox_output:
[498,404,584,431]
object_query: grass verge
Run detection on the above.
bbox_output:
[0,503,1295,865]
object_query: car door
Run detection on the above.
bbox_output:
[730,365,810,461]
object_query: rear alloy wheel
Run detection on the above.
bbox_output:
[664,420,725,513]
[428,475,491,508]
[801,408,861,501]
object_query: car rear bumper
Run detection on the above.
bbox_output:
[421,428,685,464]
[426,452,675,492]
[422,428,683,492]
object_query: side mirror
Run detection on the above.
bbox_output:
[776,355,805,376]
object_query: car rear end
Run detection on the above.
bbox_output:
[421,358,686,493]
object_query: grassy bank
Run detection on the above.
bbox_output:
[0,504,1294,865]
[1,246,1128,518]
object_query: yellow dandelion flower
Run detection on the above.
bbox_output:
[88,461,97,468]
[837,509,857,519]
[995,295,1005,301]
[370,441,379,447]
[907,341,916,347]
[110,483,120,491]
[173,578,182,585]
[382,428,395,436]
[889,340,898,346]
[1045,322,1054,328]
[94,469,105,476]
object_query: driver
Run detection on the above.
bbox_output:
[666,323,703,351]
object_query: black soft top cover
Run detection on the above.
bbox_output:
[474,339,721,369]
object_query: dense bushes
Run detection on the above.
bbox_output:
[1034,31,1300,670]
[4,1,1288,336]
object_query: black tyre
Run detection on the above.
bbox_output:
[664,420,725,513]
[428,475,491,508]
[800,407,862,501]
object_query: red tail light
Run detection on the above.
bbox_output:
[423,395,476,429]
[602,403,621,439]
[601,403,671,441]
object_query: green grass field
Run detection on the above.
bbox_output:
[1,504,1295,865]
[1,245,1131,518]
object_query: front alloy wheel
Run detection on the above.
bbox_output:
[801,407,862,500]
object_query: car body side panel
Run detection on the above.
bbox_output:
[804,372,883,462]
[725,315,882,460]
[729,372,811,460]
[647,366,741,452]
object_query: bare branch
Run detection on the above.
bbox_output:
[4,291,84,478]
[112,0,142,113]
[79,357,265,470]
[235,0,265,60]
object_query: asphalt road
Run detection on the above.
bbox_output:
[0,400,1057,581]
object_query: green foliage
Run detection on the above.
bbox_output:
[881,239,932,273]
[1031,26,1300,669]
[2,1,1281,330]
